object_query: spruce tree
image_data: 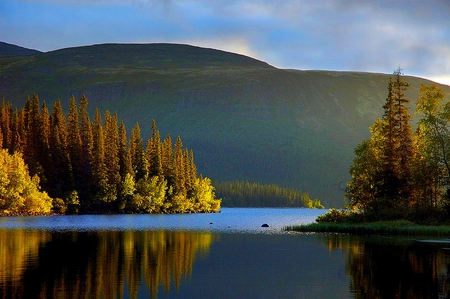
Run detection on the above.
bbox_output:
[149,120,163,177]
[103,111,121,202]
[346,68,414,217]
[118,120,133,178]
[91,108,109,202]
[67,96,83,190]
[78,95,93,199]
[129,123,146,180]
[49,100,74,198]
[0,101,12,150]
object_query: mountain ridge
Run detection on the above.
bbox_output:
[1,42,449,206]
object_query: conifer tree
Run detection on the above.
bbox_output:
[67,96,83,190]
[11,108,23,153]
[118,120,133,178]
[91,108,109,202]
[38,101,52,188]
[130,123,147,180]
[161,134,173,181]
[49,100,74,198]
[148,120,163,177]
[104,111,121,202]
[173,136,186,198]
[346,68,414,217]
[78,95,93,199]
[22,94,42,176]
[0,100,12,151]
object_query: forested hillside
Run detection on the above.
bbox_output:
[1,43,449,206]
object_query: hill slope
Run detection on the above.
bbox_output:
[0,41,42,57]
[1,43,449,206]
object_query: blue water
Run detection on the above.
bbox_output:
[1,208,447,298]
[0,208,326,233]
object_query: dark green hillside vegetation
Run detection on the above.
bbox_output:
[0,42,42,57]
[1,43,450,206]
[0,95,221,215]
[215,180,323,208]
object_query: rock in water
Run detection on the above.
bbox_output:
[261,223,269,227]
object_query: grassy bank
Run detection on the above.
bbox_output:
[285,220,450,237]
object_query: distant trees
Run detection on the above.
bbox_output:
[346,68,450,222]
[215,180,323,208]
[0,95,221,214]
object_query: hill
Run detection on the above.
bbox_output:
[0,41,42,57]
[1,43,449,206]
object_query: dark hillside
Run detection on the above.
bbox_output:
[0,41,42,57]
[1,42,449,206]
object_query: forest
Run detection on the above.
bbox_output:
[0,95,221,215]
[321,68,450,224]
[215,180,323,208]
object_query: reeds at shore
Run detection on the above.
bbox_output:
[285,220,450,237]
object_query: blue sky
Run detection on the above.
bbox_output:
[1,0,449,85]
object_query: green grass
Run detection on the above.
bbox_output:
[285,220,450,236]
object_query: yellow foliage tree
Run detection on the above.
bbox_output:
[0,149,52,214]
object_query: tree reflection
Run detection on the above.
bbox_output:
[323,235,450,298]
[0,229,215,299]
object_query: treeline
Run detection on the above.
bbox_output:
[215,180,324,208]
[322,68,450,224]
[0,94,221,214]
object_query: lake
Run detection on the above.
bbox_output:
[0,208,449,298]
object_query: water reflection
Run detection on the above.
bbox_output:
[323,235,450,298]
[0,229,214,299]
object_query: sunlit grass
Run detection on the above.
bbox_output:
[285,220,450,236]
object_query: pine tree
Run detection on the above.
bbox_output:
[118,120,133,178]
[91,108,109,202]
[161,134,173,182]
[173,136,186,198]
[49,99,74,198]
[346,68,414,217]
[38,101,52,189]
[0,100,12,150]
[22,94,42,177]
[148,120,163,177]
[67,96,83,190]
[78,95,93,199]
[104,110,121,202]
[129,123,146,180]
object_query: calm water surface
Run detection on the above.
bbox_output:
[0,208,449,298]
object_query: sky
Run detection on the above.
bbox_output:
[1,0,449,85]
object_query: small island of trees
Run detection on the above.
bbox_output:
[0,95,221,215]
[310,68,450,227]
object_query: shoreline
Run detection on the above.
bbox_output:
[285,220,450,237]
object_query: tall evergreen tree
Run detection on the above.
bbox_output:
[129,123,147,180]
[173,136,186,198]
[67,96,83,190]
[22,94,42,177]
[78,95,93,199]
[91,108,109,202]
[0,100,12,151]
[118,120,133,178]
[38,101,52,189]
[49,100,74,198]
[347,68,414,217]
[104,111,121,202]
[161,134,173,181]
[148,120,163,177]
